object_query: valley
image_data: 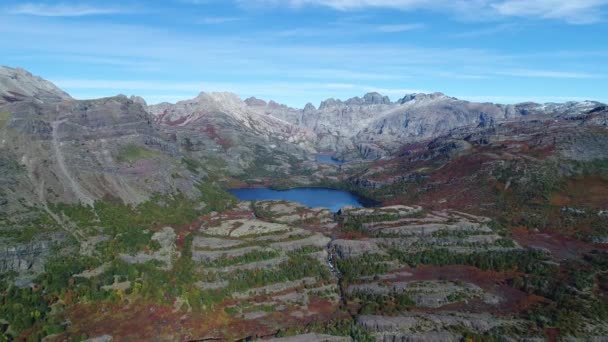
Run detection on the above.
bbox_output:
[1,66,608,341]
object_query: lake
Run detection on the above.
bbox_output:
[315,154,344,165]
[229,187,365,212]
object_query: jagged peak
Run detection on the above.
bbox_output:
[244,97,267,107]
[130,95,148,108]
[319,92,392,110]
[192,91,244,107]
[363,92,391,105]
[343,92,391,106]
[304,102,316,112]
[268,100,288,109]
[398,92,448,104]
[318,98,343,110]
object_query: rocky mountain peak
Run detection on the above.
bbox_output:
[244,97,267,107]
[342,92,391,107]
[318,98,343,110]
[303,103,316,113]
[130,95,148,108]
[363,92,391,105]
[193,91,245,110]
[319,92,392,110]
[0,65,72,104]
[268,100,287,109]
[398,92,448,104]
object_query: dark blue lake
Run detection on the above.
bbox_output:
[315,154,344,165]
[229,187,364,212]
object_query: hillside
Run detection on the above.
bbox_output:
[0,66,607,341]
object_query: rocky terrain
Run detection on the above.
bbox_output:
[1,66,607,341]
[202,90,604,159]
[148,83,606,161]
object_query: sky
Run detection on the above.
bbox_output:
[1,0,608,107]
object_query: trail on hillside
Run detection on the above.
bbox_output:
[51,120,95,206]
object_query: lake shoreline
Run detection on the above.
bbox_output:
[228,187,376,212]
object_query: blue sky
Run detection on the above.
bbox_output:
[1,0,607,107]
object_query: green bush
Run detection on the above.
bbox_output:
[116,144,159,163]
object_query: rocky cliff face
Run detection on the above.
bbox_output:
[0,67,215,283]
[0,66,71,105]
[149,91,315,148]
[1,95,200,207]
[195,90,605,158]
[0,67,210,212]
[148,91,319,176]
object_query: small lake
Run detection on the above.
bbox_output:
[315,154,344,166]
[229,187,365,212]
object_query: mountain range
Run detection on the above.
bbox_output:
[2,66,608,341]
[1,65,605,210]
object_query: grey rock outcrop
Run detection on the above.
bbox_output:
[0,241,51,274]
[148,91,317,174]
[230,90,606,158]
[129,95,148,109]
[244,96,267,107]
[0,66,71,104]
[0,68,208,208]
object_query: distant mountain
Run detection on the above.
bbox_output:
[148,91,315,149]
[233,90,605,158]
[0,66,71,104]
[2,64,605,213]
[149,89,605,160]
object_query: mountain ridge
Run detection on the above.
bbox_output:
[2,65,608,341]
[0,66,72,105]
[3,64,605,162]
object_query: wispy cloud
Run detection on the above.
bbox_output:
[496,69,603,79]
[450,23,519,38]
[492,0,608,24]
[7,3,128,17]
[241,0,608,24]
[252,0,454,11]
[274,22,424,37]
[361,86,428,97]
[198,16,241,24]
[1,11,605,106]
[436,71,490,80]
[457,95,598,104]
[376,23,425,32]
[52,78,426,105]
[52,79,402,93]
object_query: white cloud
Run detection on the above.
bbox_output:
[457,95,597,104]
[198,16,241,24]
[450,23,519,38]
[8,3,127,17]
[323,83,357,89]
[361,86,428,96]
[241,0,608,23]
[237,0,475,12]
[273,22,424,37]
[436,71,490,80]
[52,79,397,93]
[496,69,602,79]
[52,78,428,106]
[493,0,608,24]
[2,13,605,107]
[376,23,425,32]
